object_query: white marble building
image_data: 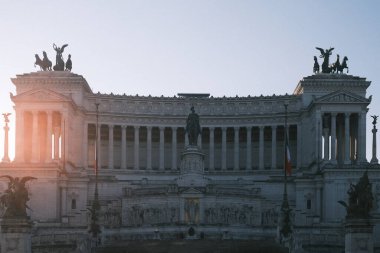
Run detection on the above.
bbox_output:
[0,71,380,252]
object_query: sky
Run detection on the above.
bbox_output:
[0,0,379,160]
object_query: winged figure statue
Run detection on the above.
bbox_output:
[0,175,36,218]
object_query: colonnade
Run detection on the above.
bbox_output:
[318,111,366,164]
[85,123,299,171]
[14,110,64,163]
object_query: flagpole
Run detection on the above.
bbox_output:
[279,102,292,250]
[89,103,101,248]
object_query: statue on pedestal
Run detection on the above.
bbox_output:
[185,106,201,146]
[0,176,36,218]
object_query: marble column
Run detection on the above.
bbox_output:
[209,127,215,171]
[121,125,127,169]
[159,127,165,170]
[344,113,351,164]
[234,127,239,170]
[61,113,68,163]
[371,123,378,164]
[323,128,330,161]
[316,111,322,162]
[198,132,202,149]
[358,111,367,163]
[259,126,264,170]
[185,132,189,146]
[271,125,277,169]
[171,127,177,170]
[134,126,140,169]
[331,113,337,162]
[31,111,39,163]
[97,124,102,169]
[2,116,10,163]
[147,126,152,170]
[53,126,60,160]
[45,111,52,163]
[82,122,88,168]
[246,127,252,170]
[15,109,24,162]
[297,123,302,169]
[108,124,114,169]
[221,127,227,171]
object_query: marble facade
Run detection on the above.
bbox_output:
[0,71,379,252]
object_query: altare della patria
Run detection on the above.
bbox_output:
[0,44,379,253]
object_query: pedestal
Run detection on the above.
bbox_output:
[177,145,207,187]
[345,219,373,253]
[0,218,32,253]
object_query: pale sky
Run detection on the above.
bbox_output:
[0,0,379,160]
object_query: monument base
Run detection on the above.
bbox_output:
[177,145,208,187]
[345,218,373,253]
[0,217,32,253]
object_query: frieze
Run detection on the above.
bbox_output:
[84,94,301,117]
[204,203,261,226]
[123,203,179,227]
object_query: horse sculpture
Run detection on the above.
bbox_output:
[34,51,52,71]
[331,54,349,74]
[313,56,320,73]
[337,56,348,74]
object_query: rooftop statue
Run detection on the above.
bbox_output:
[65,54,72,71]
[34,44,72,71]
[315,47,349,74]
[53,43,68,71]
[338,171,373,219]
[185,106,201,146]
[313,56,320,73]
[316,47,334,73]
[0,175,36,218]
[34,51,52,71]
[331,54,349,74]
[371,115,378,127]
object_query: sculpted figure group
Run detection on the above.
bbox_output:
[35,43,72,71]
[0,175,36,218]
[338,171,373,219]
[314,47,349,74]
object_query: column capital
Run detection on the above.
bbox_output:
[246,126,252,132]
[345,112,351,117]
[121,125,127,129]
[209,126,215,131]
[134,125,140,130]
[271,125,277,129]
[259,125,264,130]
[146,126,152,130]
[221,127,227,131]
[331,112,338,117]
[171,126,177,131]
[159,126,165,131]
[108,124,114,129]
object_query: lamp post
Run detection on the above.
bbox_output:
[89,103,101,248]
